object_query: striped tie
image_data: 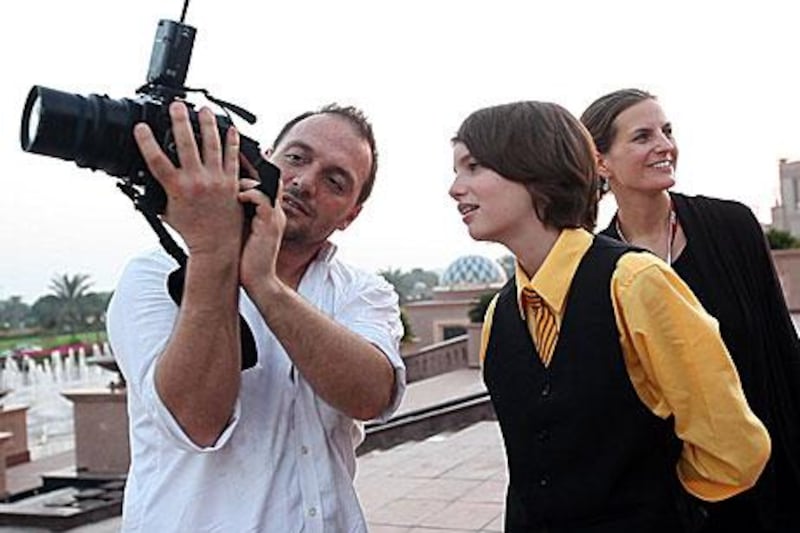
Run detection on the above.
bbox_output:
[523,288,558,366]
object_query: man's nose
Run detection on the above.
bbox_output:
[285,169,316,196]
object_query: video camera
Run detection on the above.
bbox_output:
[19,4,279,228]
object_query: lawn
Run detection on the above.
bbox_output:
[0,331,107,354]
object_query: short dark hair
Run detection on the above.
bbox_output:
[453,101,599,230]
[272,104,378,204]
[580,88,655,154]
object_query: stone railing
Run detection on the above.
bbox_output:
[402,335,469,383]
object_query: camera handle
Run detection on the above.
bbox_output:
[166,265,258,370]
[115,180,260,370]
[116,180,188,266]
[189,88,257,125]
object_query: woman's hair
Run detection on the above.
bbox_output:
[579,88,655,155]
[453,101,599,230]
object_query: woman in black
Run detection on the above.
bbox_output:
[581,88,800,533]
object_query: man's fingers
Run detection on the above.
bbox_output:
[223,126,240,180]
[239,177,283,214]
[170,102,202,172]
[239,178,260,191]
[133,123,177,186]
[238,182,269,205]
[199,107,223,169]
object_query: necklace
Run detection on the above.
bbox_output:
[615,199,678,265]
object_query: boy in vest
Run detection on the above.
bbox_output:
[448,101,770,532]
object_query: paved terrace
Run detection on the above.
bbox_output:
[0,368,508,532]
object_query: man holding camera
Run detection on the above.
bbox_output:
[106,101,405,532]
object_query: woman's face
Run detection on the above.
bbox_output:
[599,98,678,195]
[449,142,534,245]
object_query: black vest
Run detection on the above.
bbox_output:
[484,236,683,532]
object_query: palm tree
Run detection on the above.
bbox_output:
[48,273,94,333]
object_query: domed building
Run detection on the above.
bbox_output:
[404,254,507,352]
[440,255,507,288]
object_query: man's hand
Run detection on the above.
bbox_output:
[133,102,243,258]
[238,177,286,295]
[132,102,245,447]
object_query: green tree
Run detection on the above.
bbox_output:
[0,296,31,331]
[379,267,439,305]
[766,228,800,250]
[399,309,414,343]
[405,268,439,301]
[47,273,94,333]
[379,268,405,302]
[468,292,497,323]
[31,295,61,331]
[80,291,112,331]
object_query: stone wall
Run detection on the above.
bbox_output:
[771,248,800,312]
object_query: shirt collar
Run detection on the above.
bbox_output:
[316,241,338,263]
[515,228,593,319]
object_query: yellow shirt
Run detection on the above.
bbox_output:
[479,228,771,502]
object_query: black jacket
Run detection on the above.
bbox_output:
[602,192,800,531]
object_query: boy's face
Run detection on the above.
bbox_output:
[450,142,535,245]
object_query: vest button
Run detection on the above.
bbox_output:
[537,429,550,442]
[539,476,549,487]
[541,382,551,397]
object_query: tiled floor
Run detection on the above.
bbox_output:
[356,421,507,532]
[2,368,508,532]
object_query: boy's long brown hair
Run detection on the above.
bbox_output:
[454,101,599,230]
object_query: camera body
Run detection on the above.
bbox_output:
[19,16,273,370]
[20,19,279,216]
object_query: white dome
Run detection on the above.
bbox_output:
[441,255,507,287]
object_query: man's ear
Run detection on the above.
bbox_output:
[337,203,363,231]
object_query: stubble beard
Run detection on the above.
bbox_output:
[281,220,308,246]
[281,219,327,251]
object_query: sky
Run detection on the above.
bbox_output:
[2,0,799,303]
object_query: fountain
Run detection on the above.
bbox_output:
[0,344,127,529]
[0,348,112,462]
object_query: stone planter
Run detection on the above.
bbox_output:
[466,322,484,368]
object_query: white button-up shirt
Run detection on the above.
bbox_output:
[107,244,406,532]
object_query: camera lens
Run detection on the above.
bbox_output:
[24,94,42,149]
[20,85,142,178]
[19,84,279,215]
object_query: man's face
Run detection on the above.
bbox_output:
[268,114,372,248]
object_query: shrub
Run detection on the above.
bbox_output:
[766,228,800,250]
[468,292,497,323]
